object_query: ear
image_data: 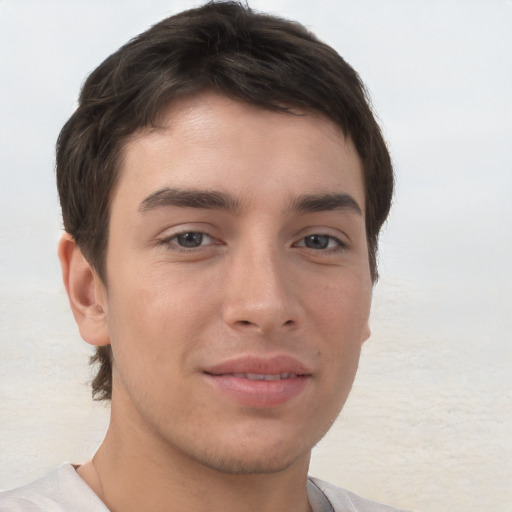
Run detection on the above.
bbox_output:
[58,233,110,347]
[361,323,371,344]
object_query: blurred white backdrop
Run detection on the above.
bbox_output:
[1,1,511,511]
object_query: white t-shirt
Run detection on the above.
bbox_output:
[0,464,410,512]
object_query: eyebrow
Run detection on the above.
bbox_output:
[139,187,362,217]
[139,188,242,213]
[290,193,362,216]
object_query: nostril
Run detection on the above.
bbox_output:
[234,319,296,329]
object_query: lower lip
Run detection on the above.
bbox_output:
[204,374,309,407]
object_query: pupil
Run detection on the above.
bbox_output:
[178,232,203,247]
[305,235,329,249]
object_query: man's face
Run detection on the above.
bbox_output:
[99,92,372,474]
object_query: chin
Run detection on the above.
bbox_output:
[174,424,316,476]
[196,445,309,475]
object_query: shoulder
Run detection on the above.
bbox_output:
[0,464,108,512]
[308,476,413,512]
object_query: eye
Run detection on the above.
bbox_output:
[176,232,207,248]
[163,231,214,249]
[296,234,344,251]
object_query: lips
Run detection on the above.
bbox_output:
[204,354,311,376]
[232,372,296,381]
[203,355,311,407]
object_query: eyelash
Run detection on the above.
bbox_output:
[294,234,346,253]
[158,231,215,252]
[158,231,346,254]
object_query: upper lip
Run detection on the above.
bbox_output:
[203,355,312,376]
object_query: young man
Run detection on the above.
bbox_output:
[0,2,406,511]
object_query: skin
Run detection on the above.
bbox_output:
[59,92,373,512]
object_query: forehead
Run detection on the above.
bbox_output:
[116,92,365,212]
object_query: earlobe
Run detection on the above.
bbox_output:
[58,233,110,347]
[361,323,371,344]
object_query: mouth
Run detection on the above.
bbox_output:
[202,355,312,407]
[229,372,299,381]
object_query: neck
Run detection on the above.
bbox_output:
[78,414,312,512]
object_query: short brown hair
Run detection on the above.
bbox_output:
[57,1,393,401]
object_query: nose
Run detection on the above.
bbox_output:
[221,242,301,335]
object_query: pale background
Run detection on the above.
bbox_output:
[1,1,511,511]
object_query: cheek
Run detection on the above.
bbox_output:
[308,276,371,386]
[105,283,193,408]
[105,267,220,369]
[304,280,370,430]
[309,275,371,338]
